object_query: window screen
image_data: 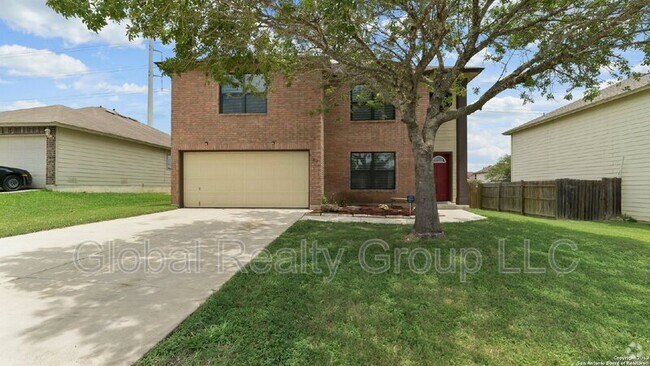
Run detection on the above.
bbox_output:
[351,152,396,189]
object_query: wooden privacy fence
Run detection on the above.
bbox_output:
[469,178,621,220]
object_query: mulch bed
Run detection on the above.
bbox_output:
[314,205,414,217]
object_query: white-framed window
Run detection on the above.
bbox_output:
[433,155,447,164]
[220,74,267,114]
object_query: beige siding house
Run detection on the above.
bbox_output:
[0,105,171,192]
[468,165,491,182]
[504,74,650,222]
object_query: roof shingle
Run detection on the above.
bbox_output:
[0,105,170,149]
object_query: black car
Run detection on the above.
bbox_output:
[0,166,33,191]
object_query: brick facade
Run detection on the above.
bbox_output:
[0,126,56,185]
[323,84,467,204]
[171,70,325,208]
[171,71,468,207]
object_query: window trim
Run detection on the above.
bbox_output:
[219,75,267,114]
[350,152,396,190]
[433,155,447,164]
[350,85,395,121]
[165,153,172,170]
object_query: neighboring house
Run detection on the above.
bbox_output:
[0,105,171,192]
[468,165,491,182]
[504,73,650,222]
[171,69,481,209]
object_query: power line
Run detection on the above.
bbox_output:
[0,92,547,114]
[0,90,148,104]
[0,42,143,59]
[1,65,148,82]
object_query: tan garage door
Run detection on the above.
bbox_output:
[0,135,47,188]
[183,151,309,208]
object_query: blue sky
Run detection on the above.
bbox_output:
[0,1,173,134]
[0,1,647,172]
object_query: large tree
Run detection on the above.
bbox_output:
[48,0,650,237]
[486,155,511,183]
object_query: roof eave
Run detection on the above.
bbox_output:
[503,84,650,135]
[0,121,171,150]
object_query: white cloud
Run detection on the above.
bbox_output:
[466,93,570,169]
[0,44,88,78]
[474,72,505,84]
[0,78,10,85]
[0,0,142,47]
[632,63,650,74]
[103,82,147,94]
[73,77,147,94]
[481,95,564,118]
[468,128,510,158]
[467,49,494,67]
[0,99,46,112]
[598,78,618,90]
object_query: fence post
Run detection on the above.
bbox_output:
[555,179,562,219]
[614,178,622,216]
[520,180,525,215]
[600,178,607,220]
[496,182,502,212]
[477,182,483,209]
[601,177,622,219]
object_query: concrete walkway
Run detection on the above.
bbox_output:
[302,209,485,224]
[0,209,306,366]
[0,188,42,194]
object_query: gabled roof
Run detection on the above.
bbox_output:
[503,73,650,135]
[0,105,170,149]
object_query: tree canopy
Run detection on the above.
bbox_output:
[47,0,650,236]
[48,0,650,112]
[486,155,511,183]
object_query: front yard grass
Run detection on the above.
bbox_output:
[139,210,650,365]
[0,191,174,238]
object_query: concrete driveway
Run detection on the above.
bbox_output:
[0,209,306,365]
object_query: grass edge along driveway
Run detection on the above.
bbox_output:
[1,191,174,238]
[138,210,649,365]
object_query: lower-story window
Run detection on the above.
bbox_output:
[350,152,396,189]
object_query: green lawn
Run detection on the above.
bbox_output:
[0,191,174,238]
[139,210,649,365]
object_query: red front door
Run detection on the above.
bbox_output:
[433,153,451,201]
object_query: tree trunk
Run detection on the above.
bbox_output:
[400,94,444,238]
[411,146,444,238]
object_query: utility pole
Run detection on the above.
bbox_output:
[147,38,154,127]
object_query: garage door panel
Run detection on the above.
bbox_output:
[0,136,47,188]
[183,151,309,208]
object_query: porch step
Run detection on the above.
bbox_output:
[437,202,469,210]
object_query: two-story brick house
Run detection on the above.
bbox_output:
[170,69,480,209]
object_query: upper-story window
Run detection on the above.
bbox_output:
[429,91,454,110]
[220,74,267,114]
[350,85,395,121]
